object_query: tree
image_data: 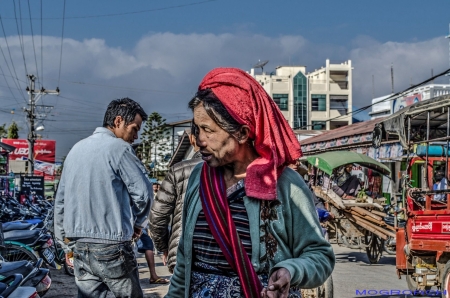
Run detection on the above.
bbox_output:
[140,112,171,178]
[7,121,19,139]
[0,124,7,138]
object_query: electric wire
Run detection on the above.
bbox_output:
[3,0,218,20]
[13,0,29,77]
[57,0,66,89]
[299,68,450,129]
[0,64,20,104]
[27,0,41,88]
[40,0,43,87]
[0,15,27,102]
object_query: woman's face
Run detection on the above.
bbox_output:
[193,104,240,167]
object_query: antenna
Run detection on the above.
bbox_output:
[391,63,394,94]
[253,60,269,74]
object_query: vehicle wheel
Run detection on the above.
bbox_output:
[318,275,333,298]
[440,260,450,298]
[384,237,396,255]
[364,231,383,264]
[64,253,75,276]
[406,274,432,296]
[0,243,37,262]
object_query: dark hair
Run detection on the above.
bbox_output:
[103,98,148,128]
[188,89,242,137]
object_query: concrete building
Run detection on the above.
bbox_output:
[370,84,450,119]
[248,59,353,130]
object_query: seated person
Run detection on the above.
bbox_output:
[332,163,361,199]
[433,168,448,201]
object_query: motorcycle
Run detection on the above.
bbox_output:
[0,274,39,298]
[0,259,51,297]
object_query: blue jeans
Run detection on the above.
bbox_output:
[73,242,143,298]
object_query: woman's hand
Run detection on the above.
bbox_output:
[260,268,291,298]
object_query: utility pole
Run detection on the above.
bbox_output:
[24,74,59,174]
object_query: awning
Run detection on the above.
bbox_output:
[0,141,16,152]
[305,151,391,176]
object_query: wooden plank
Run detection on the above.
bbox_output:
[349,214,396,238]
[351,206,383,221]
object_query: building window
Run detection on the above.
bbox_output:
[272,94,288,111]
[312,121,326,130]
[293,72,308,129]
[311,94,326,111]
[330,95,348,115]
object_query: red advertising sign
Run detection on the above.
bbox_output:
[1,139,56,177]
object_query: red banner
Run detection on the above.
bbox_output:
[1,139,56,177]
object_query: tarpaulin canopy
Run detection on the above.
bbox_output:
[378,94,450,148]
[305,151,391,176]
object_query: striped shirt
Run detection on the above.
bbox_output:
[192,180,252,275]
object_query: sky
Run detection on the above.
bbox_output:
[0,0,449,160]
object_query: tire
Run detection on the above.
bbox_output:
[384,236,396,255]
[319,275,333,298]
[441,260,450,298]
[64,254,75,276]
[406,274,432,296]
[1,243,37,262]
[364,231,383,264]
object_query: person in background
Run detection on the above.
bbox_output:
[332,163,361,199]
[150,123,203,274]
[433,168,448,201]
[153,182,160,198]
[165,68,334,298]
[54,98,152,298]
[137,229,170,284]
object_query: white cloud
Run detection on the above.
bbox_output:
[0,32,448,158]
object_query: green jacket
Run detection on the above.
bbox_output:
[165,165,335,297]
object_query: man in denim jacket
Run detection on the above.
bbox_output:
[54,98,153,298]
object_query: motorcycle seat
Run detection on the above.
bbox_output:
[0,261,33,277]
[0,282,6,294]
[4,230,41,245]
[2,222,33,232]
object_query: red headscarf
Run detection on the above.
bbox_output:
[199,67,303,200]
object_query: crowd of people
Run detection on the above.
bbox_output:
[54,67,335,298]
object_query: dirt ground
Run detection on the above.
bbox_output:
[45,253,171,297]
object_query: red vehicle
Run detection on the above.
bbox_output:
[376,94,450,296]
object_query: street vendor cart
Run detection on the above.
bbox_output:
[305,151,395,264]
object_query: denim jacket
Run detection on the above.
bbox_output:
[165,165,335,297]
[54,127,153,243]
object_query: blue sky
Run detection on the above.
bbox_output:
[0,0,449,159]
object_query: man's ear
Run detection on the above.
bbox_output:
[113,116,123,128]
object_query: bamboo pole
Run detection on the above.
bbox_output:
[351,206,383,221]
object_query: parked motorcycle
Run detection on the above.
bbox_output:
[0,274,39,298]
[0,259,51,297]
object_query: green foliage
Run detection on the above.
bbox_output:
[7,121,19,139]
[0,124,7,138]
[140,112,171,177]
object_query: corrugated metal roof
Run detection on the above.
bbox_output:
[300,118,385,146]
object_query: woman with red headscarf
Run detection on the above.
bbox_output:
[165,68,334,298]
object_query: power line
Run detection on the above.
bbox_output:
[57,0,66,88]
[3,0,218,20]
[47,78,191,95]
[27,0,41,88]
[40,0,43,87]
[0,15,27,102]
[13,0,29,77]
[299,68,450,129]
[0,64,20,104]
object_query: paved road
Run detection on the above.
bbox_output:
[332,244,439,298]
[47,244,442,298]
